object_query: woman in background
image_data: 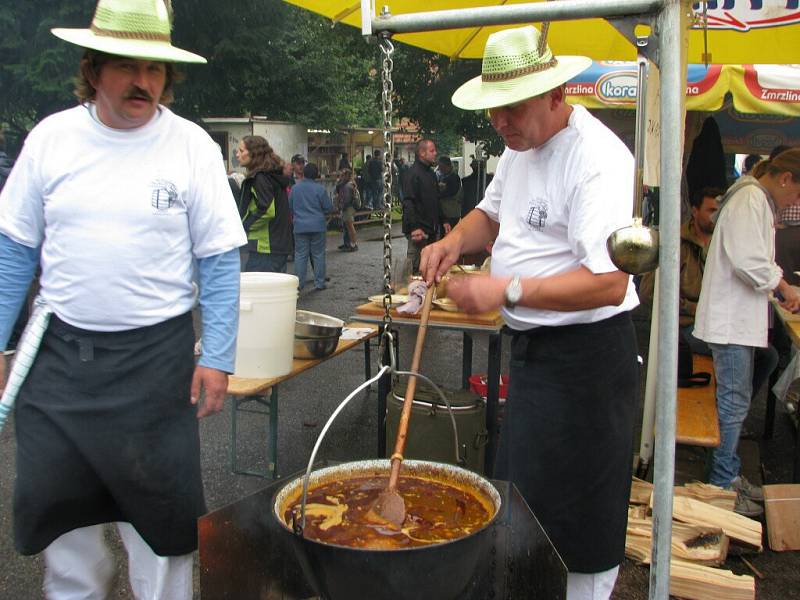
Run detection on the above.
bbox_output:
[694,149,800,516]
[236,136,292,272]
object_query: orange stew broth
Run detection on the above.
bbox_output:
[284,474,495,549]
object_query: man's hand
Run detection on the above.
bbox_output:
[777,280,800,313]
[420,236,461,286]
[191,365,228,418]
[443,223,452,235]
[446,275,508,314]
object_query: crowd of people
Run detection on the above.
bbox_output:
[224,130,492,290]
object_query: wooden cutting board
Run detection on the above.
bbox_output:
[764,483,800,551]
[355,302,504,328]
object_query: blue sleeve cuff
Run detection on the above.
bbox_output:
[0,233,39,350]
[196,248,241,373]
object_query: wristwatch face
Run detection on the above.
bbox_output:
[505,276,522,307]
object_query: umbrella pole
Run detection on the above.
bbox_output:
[650,0,684,598]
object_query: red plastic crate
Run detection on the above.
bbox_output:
[468,374,509,399]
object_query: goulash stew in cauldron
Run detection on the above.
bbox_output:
[283,473,496,549]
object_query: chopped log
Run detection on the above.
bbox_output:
[625,516,728,566]
[631,477,654,505]
[628,504,649,520]
[625,530,652,564]
[670,559,755,600]
[665,496,762,551]
[675,481,737,511]
[630,478,735,510]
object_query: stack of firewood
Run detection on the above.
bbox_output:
[626,478,761,600]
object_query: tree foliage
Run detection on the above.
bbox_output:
[171,1,382,129]
[0,1,93,152]
[389,44,504,156]
[0,1,502,157]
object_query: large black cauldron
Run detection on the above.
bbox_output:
[272,459,502,600]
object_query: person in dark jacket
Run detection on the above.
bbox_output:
[289,163,333,290]
[436,155,462,233]
[236,136,293,272]
[335,169,360,252]
[401,139,440,273]
[366,149,383,210]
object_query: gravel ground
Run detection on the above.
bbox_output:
[1,221,799,598]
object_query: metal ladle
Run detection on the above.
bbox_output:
[606,48,659,275]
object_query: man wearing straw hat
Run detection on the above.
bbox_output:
[0,1,246,597]
[421,25,639,599]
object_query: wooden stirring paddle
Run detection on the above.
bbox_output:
[369,283,436,528]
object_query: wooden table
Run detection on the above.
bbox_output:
[226,322,379,479]
[676,354,720,447]
[354,302,506,476]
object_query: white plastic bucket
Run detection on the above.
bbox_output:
[234,272,299,378]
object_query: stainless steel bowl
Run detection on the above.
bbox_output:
[295,310,344,339]
[293,335,340,359]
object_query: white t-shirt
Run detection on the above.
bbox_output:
[0,104,247,331]
[478,105,639,329]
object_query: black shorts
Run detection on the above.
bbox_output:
[14,311,205,556]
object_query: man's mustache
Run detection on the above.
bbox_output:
[124,87,154,102]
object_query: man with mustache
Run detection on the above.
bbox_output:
[0,1,246,598]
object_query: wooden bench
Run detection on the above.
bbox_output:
[327,206,402,230]
[352,210,385,226]
[676,354,720,447]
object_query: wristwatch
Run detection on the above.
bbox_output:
[504,276,523,308]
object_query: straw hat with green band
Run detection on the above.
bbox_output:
[452,25,591,111]
[51,0,206,64]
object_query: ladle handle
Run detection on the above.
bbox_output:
[387,284,435,490]
[632,51,648,220]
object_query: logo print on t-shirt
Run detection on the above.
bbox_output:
[150,179,179,211]
[525,198,548,231]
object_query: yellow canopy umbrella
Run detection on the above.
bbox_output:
[284,0,800,63]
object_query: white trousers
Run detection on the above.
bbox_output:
[43,523,193,600]
[567,565,620,600]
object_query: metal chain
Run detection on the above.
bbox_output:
[379,34,395,339]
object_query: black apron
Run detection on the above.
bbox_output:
[14,312,205,556]
[494,311,639,573]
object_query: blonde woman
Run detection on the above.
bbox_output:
[694,148,800,516]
